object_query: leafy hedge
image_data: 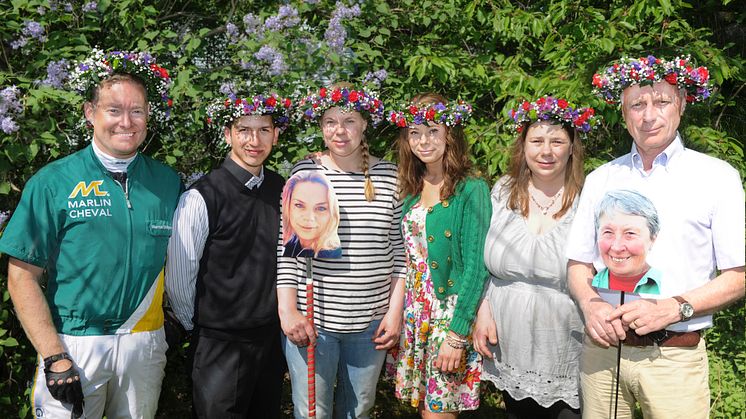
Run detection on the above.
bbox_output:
[1,0,744,417]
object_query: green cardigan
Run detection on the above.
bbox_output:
[401,177,492,335]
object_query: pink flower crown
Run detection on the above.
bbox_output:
[67,48,173,132]
[389,100,472,128]
[508,96,600,135]
[206,92,292,131]
[592,55,711,104]
[299,86,385,126]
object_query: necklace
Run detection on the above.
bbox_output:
[529,185,563,215]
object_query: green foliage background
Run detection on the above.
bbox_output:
[0,0,744,417]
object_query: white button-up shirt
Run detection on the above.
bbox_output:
[566,134,745,332]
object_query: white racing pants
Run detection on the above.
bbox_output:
[31,328,167,419]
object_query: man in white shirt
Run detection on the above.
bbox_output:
[566,55,744,418]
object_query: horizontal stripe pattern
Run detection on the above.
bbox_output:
[277,159,406,333]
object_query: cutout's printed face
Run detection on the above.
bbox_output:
[289,181,332,248]
[597,212,655,278]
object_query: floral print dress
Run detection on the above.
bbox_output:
[386,203,481,413]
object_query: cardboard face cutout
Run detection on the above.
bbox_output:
[281,171,342,259]
[592,189,661,298]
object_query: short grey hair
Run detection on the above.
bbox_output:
[594,189,660,238]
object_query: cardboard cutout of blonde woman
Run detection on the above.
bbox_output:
[281,171,342,259]
[280,170,342,417]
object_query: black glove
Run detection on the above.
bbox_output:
[44,352,84,418]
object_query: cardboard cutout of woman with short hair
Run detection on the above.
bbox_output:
[281,171,342,259]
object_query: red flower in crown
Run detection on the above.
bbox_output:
[409,105,419,115]
[349,91,359,102]
[521,101,530,111]
[224,99,231,107]
[557,99,568,109]
[664,73,678,85]
[266,96,277,107]
[319,87,327,98]
[167,99,173,107]
[396,117,407,128]
[284,98,291,108]
[698,67,708,80]
[331,89,342,102]
[425,108,436,120]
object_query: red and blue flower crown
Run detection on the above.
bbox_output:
[389,100,472,128]
[508,96,600,135]
[592,55,711,104]
[206,92,292,131]
[67,48,174,131]
[299,86,385,126]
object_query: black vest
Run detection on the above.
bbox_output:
[192,165,284,335]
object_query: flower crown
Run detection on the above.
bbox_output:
[206,93,292,131]
[67,48,173,130]
[299,86,385,126]
[508,96,600,135]
[389,100,472,128]
[592,55,711,104]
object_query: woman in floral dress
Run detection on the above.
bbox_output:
[387,93,491,417]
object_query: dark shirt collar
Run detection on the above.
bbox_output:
[222,156,263,189]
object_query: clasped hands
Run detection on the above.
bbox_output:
[582,296,680,347]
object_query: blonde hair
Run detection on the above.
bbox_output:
[281,171,342,256]
[326,81,376,202]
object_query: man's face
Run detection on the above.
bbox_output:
[84,80,149,159]
[621,81,684,161]
[224,115,279,176]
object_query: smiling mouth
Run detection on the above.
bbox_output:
[610,256,630,263]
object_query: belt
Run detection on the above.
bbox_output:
[623,329,701,347]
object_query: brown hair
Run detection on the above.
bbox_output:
[88,73,148,106]
[397,92,472,200]
[325,81,376,202]
[504,121,585,219]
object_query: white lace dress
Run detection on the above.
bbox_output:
[481,180,583,409]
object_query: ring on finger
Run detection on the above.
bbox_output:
[631,320,638,329]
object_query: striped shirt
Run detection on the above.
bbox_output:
[276,159,407,333]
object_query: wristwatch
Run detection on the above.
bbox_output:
[673,296,694,321]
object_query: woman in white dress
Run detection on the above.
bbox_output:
[472,96,599,418]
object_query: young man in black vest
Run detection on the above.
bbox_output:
[165,92,291,418]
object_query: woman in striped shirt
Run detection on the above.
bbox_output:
[277,83,407,419]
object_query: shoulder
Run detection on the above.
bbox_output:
[138,154,181,184]
[457,177,490,198]
[680,148,740,178]
[263,167,286,187]
[370,159,398,176]
[290,159,321,175]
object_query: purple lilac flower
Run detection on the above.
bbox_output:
[225,22,240,43]
[1,117,19,134]
[63,2,73,12]
[37,6,47,15]
[243,13,263,35]
[19,20,47,44]
[363,69,388,86]
[183,171,206,187]
[254,45,287,76]
[42,59,70,88]
[10,38,28,50]
[82,1,97,12]
[324,2,362,53]
[49,0,59,11]
[219,82,236,96]
[264,6,299,32]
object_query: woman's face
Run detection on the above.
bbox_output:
[321,107,367,159]
[597,211,655,278]
[523,121,572,184]
[289,181,332,247]
[407,123,447,166]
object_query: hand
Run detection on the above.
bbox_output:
[44,355,84,418]
[580,297,626,348]
[280,308,317,347]
[163,307,189,351]
[608,297,680,336]
[372,308,402,350]
[472,301,498,358]
[435,334,464,373]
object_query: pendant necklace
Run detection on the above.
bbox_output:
[529,183,563,215]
